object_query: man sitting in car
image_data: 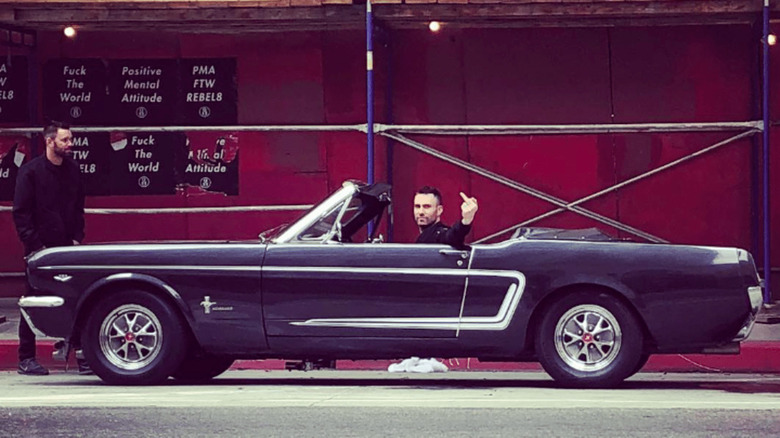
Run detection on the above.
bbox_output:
[413,186,478,248]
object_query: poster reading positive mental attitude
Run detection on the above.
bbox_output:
[108,60,178,126]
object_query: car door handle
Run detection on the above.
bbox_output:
[439,249,469,259]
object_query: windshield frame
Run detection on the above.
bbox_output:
[271,181,359,244]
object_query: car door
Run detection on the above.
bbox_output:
[262,243,469,339]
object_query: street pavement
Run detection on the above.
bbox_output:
[1,371,780,437]
[1,297,779,373]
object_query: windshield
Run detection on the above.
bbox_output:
[272,181,390,244]
[298,196,363,242]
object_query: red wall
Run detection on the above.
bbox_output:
[1,24,776,297]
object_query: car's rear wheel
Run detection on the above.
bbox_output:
[171,356,235,382]
[629,353,651,377]
[535,291,643,388]
[82,290,187,385]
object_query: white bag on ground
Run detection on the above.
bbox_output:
[388,357,448,373]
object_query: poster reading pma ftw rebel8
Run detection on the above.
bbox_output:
[109,131,180,195]
[0,136,30,201]
[179,59,237,125]
[108,60,177,126]
[70,132,111,196]
[0,57,29,123]
[183,132,239,195]
[43,59,108,125]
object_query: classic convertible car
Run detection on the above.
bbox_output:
[20,181,763,388]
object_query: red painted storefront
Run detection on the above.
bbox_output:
[0,24,777,297]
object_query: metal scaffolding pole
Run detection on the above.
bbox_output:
[762,0,772,302]
[366,0,375,185]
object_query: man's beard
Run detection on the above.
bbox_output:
[53,146,71,158]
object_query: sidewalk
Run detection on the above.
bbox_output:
[1,297,779,373]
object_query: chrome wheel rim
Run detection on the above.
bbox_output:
[99,304,162,371]
[554,304,622,372]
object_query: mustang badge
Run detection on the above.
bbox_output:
[200,296,234,315]
[200,296,216,314]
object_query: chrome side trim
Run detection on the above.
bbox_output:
[282,267,526,331]
[27,243,262,263]
[456,247,477,336]
[263,266,472,277]
[18,296,65,308]
[38,265,262,272]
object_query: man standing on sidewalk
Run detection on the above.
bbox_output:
[12,121,85,376]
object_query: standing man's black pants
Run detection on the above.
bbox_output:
[18,316,36,361]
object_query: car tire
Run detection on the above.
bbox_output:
[171,356,235,382]
[629,353,651,377]
[81,290,187,385]
[535,291,643,388]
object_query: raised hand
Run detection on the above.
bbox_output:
[459,192,478,225]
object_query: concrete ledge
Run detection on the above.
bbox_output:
[3,340,780,374]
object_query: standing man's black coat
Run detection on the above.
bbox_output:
[13,155,85,256]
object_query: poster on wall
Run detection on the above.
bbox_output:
[179,58,237,125]
[108,60,177,126]
[109,131,180,195]
[70,132,111,196]
[0,57,29,124]
[182,131,239,195]
[0,136,30,201]
[43,59,108,125]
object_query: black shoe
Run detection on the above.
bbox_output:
[77,357,94,376]
[18,358,49,376]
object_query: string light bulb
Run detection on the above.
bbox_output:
[429,21,441,33]
[768,34,777,46]
[63,26,76,38]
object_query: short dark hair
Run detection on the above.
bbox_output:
[416,186,442,204]
[43,121,70,140]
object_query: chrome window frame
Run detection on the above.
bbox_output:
[272,181,359,244]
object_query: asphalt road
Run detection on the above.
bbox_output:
[1,370,780,437]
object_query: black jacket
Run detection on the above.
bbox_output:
[13,155,85,256]
[416,221,471,248]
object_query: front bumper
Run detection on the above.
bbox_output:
[18,296,66,338]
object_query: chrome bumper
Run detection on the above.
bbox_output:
[18,296,65,338]
[18,296,65,308]
[732,285,764,342]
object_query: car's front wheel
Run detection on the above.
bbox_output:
[535,291,643,388]
[82,290,187,385]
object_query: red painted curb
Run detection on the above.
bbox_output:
[2,340,779,373]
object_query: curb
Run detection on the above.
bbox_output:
[2,340,780,374]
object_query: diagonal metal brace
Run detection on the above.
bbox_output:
[381,131,667,243]
[475,129,759,243]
